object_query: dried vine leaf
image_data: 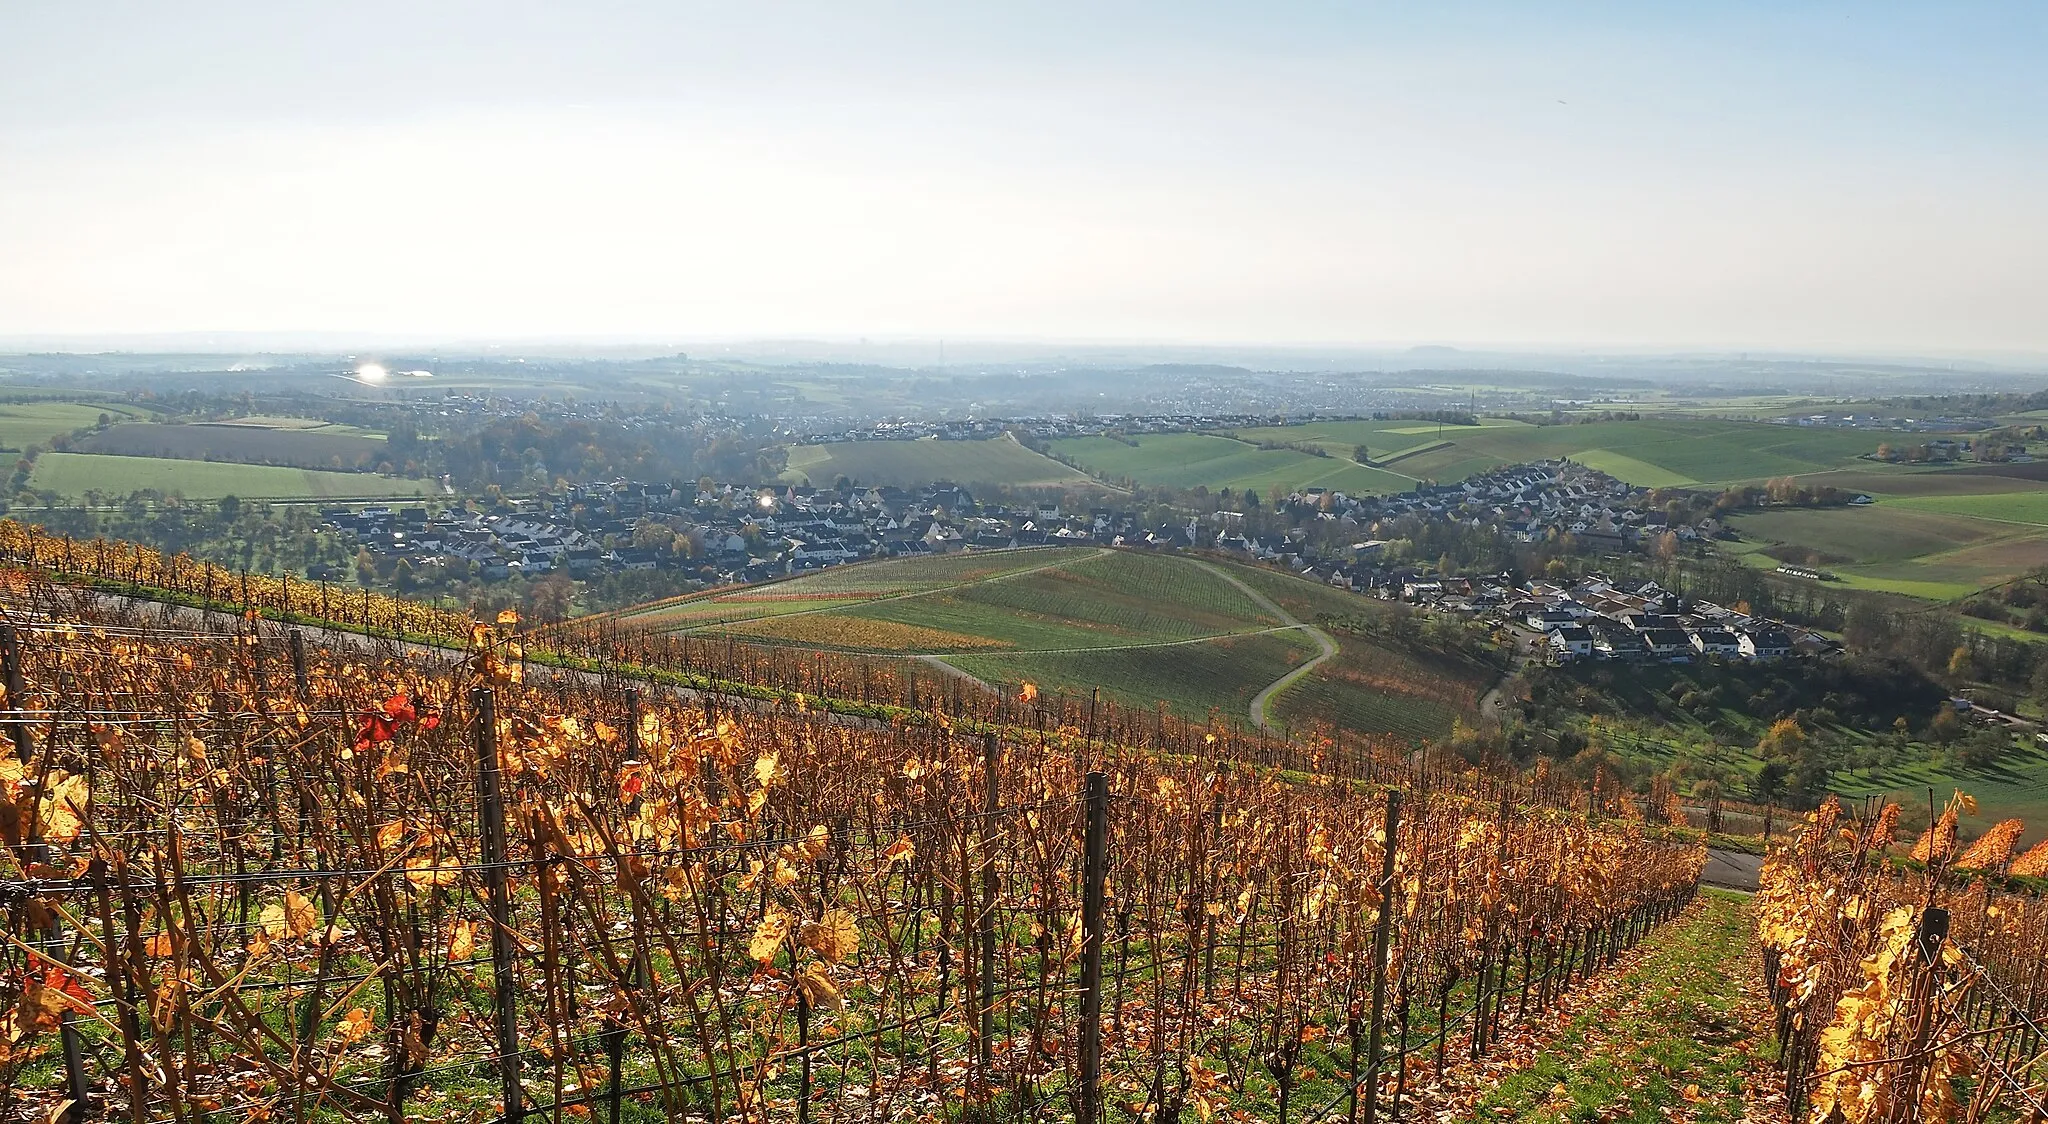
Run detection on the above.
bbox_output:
[800,909,860,964]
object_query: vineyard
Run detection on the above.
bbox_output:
[0,520,1432,779]
[0,560,1707,1122]
[1756,795,2048,1122]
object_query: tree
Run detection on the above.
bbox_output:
[1757,717,1808,760]
[1352,444,1371,465]
[1954,727,2009,769]
[525,574,574,623]
[1754,760,1790,803]
[1947,645,1975,679]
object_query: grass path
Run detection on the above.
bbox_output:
[1420,890,1788,1123]
[1187,558,1337,730]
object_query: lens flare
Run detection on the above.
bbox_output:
[356,362,389,383]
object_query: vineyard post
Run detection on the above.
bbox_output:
[1077,770,1110,1124]
[0,625,91,1121]
[1889,906,1951,1117]
[289,630,309,698]
[978,732,1000,1084]
[2,625,32,764]
[1358,789,1402,1124]
[473,687,523,1123]
[606,687,643,1124]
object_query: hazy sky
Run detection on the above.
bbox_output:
[3,2,2044,352]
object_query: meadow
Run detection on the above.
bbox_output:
[75,420,391,470]
[608,548,1493,730]
[1225,564,1496,739]
[779,433,1091,488]
[1052,417,1880,493]
[1725,465,2048,601]
[0,399,154,449]
[1048,432,1415,494]
[26,451,435,500]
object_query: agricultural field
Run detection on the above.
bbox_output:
[25,451,435,500]
[611,547,1343,721]
[1388,418,1877,487]
[1725,468,2048,601]
[74,420,390,470]
[0,399,152,449]
[610,548,1097,632]
[1891,489,2048,528]
[1054,417,1880,493]
[1223,563,1497,739]
[949,629,1320,721]
[1049,432,1416,495]
[623,548,1504,734]
[779,433,1091,489]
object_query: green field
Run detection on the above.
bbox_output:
[0,400,152,450]
[27,452,436,500]
[780,434,1091,489]
[619,548,1284,653]
[1892,489,2048,528]
[950,630,1318,722]
[1051,418,1880,493]
[607,548,1491,732]
[1723,465,2048,600]
[1049,433,1416,495]
[1225,565,1495,739]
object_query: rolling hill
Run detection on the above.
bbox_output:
[779,433,1092,489]
[1052,417,1882,495]
[604,546,1488,734]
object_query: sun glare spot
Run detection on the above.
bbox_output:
[356,362,389,383]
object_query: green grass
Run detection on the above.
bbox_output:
[1892,489,2048,528]
[838,549,1285,650]
[1218,562,1495,739]
[1054,418,1880,493]
[1833,736,2048,850]
[779,434,1091,489]
[611,548,1342,725]
[1728,504,2048,600]
[1049,433,1418,495]
[1569,449,1699,488]
[1472,890,1773,1124]
[26,452,435,500]
[0,400,150,449]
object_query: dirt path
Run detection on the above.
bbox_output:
[1478,625,1539,721]
[1185,559,1338,731]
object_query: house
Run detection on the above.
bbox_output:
[1740,629,1793,661]
[1689,628,1742,658]
[1527,608,1578,632]
[1640,628,1694,661]
[1549,626,1595,660]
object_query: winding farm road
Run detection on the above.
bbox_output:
[1186,560,1338,732]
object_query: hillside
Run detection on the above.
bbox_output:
[1052,417,1880,494]
[779,432,1092,488]
[25,450,434,500]
[0,559,1716,1124]
[602,547,1497,737]
[1723,461,2048,601]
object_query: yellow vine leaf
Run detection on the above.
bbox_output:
[799,909,860,965]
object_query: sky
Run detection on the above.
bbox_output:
[2,2,2044,354]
